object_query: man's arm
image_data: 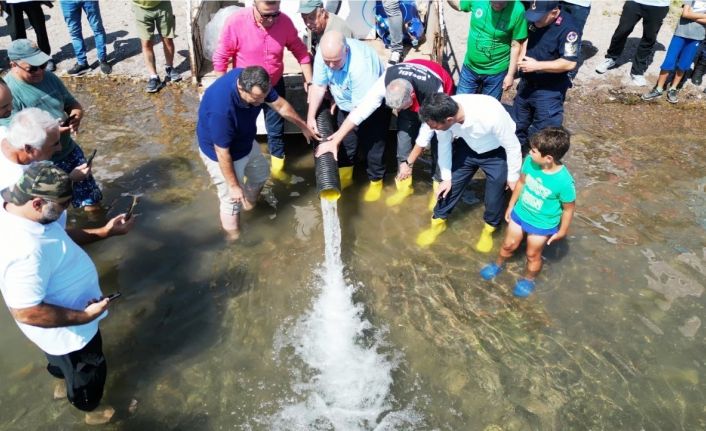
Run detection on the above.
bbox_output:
[435,130,454,198]
[10,299,109,328]
[62,100,84,134]
[213,145,245,203]
[269,96,316,143]
[306,83,327,134]
[496,115,523,191]
[324,75,386,153]
[503,39,526,90]
[681,4,706,21]
[518,57,577,74]
[212,16,238,76]
[300,62,313,88]
[66,213,134,246]
[397,144,424,180]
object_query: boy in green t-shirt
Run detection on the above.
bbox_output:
[480,127,576,297]
[449,0,528,100]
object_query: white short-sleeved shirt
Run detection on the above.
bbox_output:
[0,206,105,355]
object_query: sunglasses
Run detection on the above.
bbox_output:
[14,62,47,73]
[257,9,281,19]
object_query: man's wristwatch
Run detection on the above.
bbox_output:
[402,159,413,167]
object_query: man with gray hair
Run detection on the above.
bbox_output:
[321,59,453,206]
[0,108,133,244]
[1,108,64,192]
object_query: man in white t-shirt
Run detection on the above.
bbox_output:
[0,162,114,423]
[410,93,522,252]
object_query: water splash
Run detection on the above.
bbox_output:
[271,199,419,430]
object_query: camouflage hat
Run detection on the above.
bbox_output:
[1,161,72,205]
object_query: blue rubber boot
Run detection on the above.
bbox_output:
[480,263,502,281]
[513,279,536,297]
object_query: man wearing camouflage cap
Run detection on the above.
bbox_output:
[0,162,118,424]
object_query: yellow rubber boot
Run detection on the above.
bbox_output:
[428,180,440,212]
[270,155,290,182]
[385,176,414,207]
[363,179,384,202]
[416,217,447,247]
[475,223,497,253]
[339,166,353,190]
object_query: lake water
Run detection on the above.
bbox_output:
[0,80,704,431]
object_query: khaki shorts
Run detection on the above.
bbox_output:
[199,142,270,215]
[132,1,176,41]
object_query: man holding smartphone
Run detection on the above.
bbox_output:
[0,162,117,424]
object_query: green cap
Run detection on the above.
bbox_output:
[1,161,72,205]
[299,0,323,14]
[7,39,51,66]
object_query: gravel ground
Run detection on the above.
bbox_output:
[0,0,702,98]
[0,0,193,82]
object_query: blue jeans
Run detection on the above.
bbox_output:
[432,145,508,227]
[456,64,507,101]
[512,80,567,150]
[262,79,286,158]
[60,0,108,64]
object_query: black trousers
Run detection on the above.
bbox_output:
[336,105,391,181]
[606,0,669,75]
[6,1,51,55]
[45,330,107,412]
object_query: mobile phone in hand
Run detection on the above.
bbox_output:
[61,114,77,127]
[85,149,97,167]
[105,292,121,301]
[125,195,139,221]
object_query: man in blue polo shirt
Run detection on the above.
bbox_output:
[309,31,391,202]
[512,1,581,151]
[197,65,316,237]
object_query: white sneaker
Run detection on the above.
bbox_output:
[630,74,647,87]
[595,58,616,74]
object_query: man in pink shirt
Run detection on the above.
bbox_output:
[213,0,313,182]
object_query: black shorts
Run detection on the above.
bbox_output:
[45,330,107,412]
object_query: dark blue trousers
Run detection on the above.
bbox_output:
[512,80,567,149]
[432,143,508,227]
[336,105,391,181]
[262,79,286,158]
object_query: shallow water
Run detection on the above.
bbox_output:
[0,79,704,431]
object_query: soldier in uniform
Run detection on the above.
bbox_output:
[512,1,581,151]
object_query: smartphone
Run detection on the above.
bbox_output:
[125,195,139,221]
[85,149,97,167]
[60,114,77,127]
[106,292,121,301]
